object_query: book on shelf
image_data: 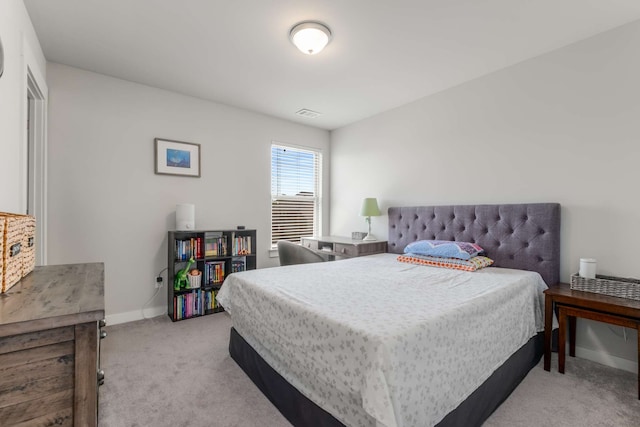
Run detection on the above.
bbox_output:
[175,239,189,261]
[175,237,202,261]
[203,289,219,311]
[205,235,227,257]
[173,289,203,321]
[231,259,246,273]
[231,233,252,256]
[204,261,225,286]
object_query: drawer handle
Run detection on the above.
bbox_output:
[97,369,105,386]
[100,330,107,339]
[99,319,107,328]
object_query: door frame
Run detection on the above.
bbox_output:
[22,37,48,266]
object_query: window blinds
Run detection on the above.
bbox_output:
[271,144,322,246]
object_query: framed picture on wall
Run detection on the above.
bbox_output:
[154,138,201,177]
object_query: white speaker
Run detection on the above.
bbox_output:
[176,204,195,230]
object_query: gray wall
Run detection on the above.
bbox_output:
[331,21,640,372]
[46,63,330,323]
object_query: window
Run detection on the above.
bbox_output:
[271,143,322,248]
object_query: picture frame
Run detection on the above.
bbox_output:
[154,138,201,177]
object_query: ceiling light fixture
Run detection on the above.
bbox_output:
[289,21,332,55]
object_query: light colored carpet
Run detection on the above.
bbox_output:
[99,313,640,427]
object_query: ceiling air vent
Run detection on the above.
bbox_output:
[295,108,322,119]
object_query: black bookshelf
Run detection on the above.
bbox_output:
[167,229,256,321]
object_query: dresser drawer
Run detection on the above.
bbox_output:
[301,239,318,251]
[358,241,387,255]
[0,328,75,426]
[334,243,358,257]
[0,326,74,355]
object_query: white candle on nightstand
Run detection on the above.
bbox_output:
[579,258,597,279]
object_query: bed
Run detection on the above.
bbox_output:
[218,203,560,427]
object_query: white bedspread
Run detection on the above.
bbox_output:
[217,253,547,427]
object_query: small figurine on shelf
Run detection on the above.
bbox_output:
[174,257,195,290]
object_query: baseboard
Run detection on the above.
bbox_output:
[574,345,638,374]
[105,306,166,326]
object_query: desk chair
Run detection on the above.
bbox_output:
[277,241,326,266]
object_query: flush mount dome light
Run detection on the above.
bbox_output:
[289,21,332,55]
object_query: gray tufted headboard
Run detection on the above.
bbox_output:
[388,203,561,285]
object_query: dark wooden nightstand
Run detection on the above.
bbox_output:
[543,283,640,399]
[300,236,387,260]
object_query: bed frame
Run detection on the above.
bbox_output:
[229,203,561,427]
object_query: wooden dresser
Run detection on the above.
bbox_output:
[0,263,105,426]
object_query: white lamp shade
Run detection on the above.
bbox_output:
[360,198,381,217]
[290,21,331,55]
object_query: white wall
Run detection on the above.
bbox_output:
[0,0,46,213]
[46,63,330,323]
[331,21,640,372]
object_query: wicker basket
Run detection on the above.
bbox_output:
[0,212,37,293]
[187,272,202,289]
[1,215,25,293]
[570,273,640,301]
[0,217,4,288]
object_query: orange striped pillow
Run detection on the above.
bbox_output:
[397,254,494,272]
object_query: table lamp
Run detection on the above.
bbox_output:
[360,198,381,241]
